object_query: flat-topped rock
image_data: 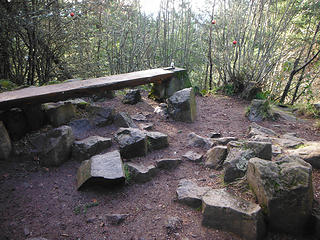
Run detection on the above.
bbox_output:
[288,142,320,169]
[77,150,125,190]
[92,107,115,127]
[176,179,210,208]
[188,132,214,149]
[114,112,137,128]
[115,128,147,159]
[248,123,277,138]
[182,151,203,163]
[30,125,74,166]
[72,136,112,161]
[247,156,313,235]
[214,137,238,145]
[227,140,272,160]
[273,133,305,149]
[125,163,158,183]
[167,88,197,123]
[122,89,141,105]
[204,146,227,169]
[156,158,182,169]
[42,101,76,127]
[0,121,11,160]
[223,148,255,183]
[146,131,168,151]
[202,188,265,240]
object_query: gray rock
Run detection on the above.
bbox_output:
[115,128,147,159]
[156,159,182,170]
[314,103,320,112]
[272,145,282,156]
[64,98,88,109]
[68,118,93,139]
[214,137,238,145]
[167,88,197,123]
[248,123,277,138]
[72,136,112,161]
[165,216,182,234]
[288,142,320,169]
[202,188,265,240]
[247,99,274,122]
[154,103,168,117]
[30,125,74,166]
[146,131,168,151]
[223,148,255,183]
[228,140,272,160]
[122,89,141,105]
[125,163,158,183]
[131,113,147,121]
[182,151,203,163]
[176,179,210,208]
[93,107,115,127]
[114,112,137,128]
[204,146,228,169]
[188,132,214,149]
[139,123,153,130]
[91,90,115,102]
[247,156,313,234]
[0,121,12,160]
[312,200,320,238]
[249,135,272,143]
[77,150,125,189]
[42,101,76,127]
[273,133,305,149]
[106,214,129,225]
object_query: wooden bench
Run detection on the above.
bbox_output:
[0,67,185,110]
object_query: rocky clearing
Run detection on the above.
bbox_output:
[1,91,320,240]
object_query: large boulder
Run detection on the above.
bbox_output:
[246,156,313,234]
[247,99,275,122]
[122,89,141,105]
[30,125,74,166]
[0,121,12,160]
[202,188,266,240]
[182,151,203,163]
[92,107,115,127]
[204,146,228,169]
[114,112,137,128]
[176,179,210,208]
[72,136,112,161]
[42,101,76,127]
[115,128,147,159]
[167,88,197,123]
[288,142,320,169]
[125,163,158,183]
[145,131,168,151]
[188,132,214,149]
[156,158,182,170]
[273,133,305,149]
[223,148,255,183]
[68,118,93,139]
[248,123,277,138]
[227,140,272,160]
[77,150,125,189]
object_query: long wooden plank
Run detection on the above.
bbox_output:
[0,67,185,110]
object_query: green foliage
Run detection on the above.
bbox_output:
[0,79,17,91]
[294,103,319,118]
[124,164,131,184]
[255,91,271,100]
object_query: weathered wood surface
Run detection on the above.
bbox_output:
[0,67,185,110]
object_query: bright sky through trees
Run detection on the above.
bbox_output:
[140,0,207,15]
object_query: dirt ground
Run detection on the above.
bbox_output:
[1,93,320,240]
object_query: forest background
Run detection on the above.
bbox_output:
[0,0,319,107]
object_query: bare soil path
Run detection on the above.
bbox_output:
[1,93,320,240]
